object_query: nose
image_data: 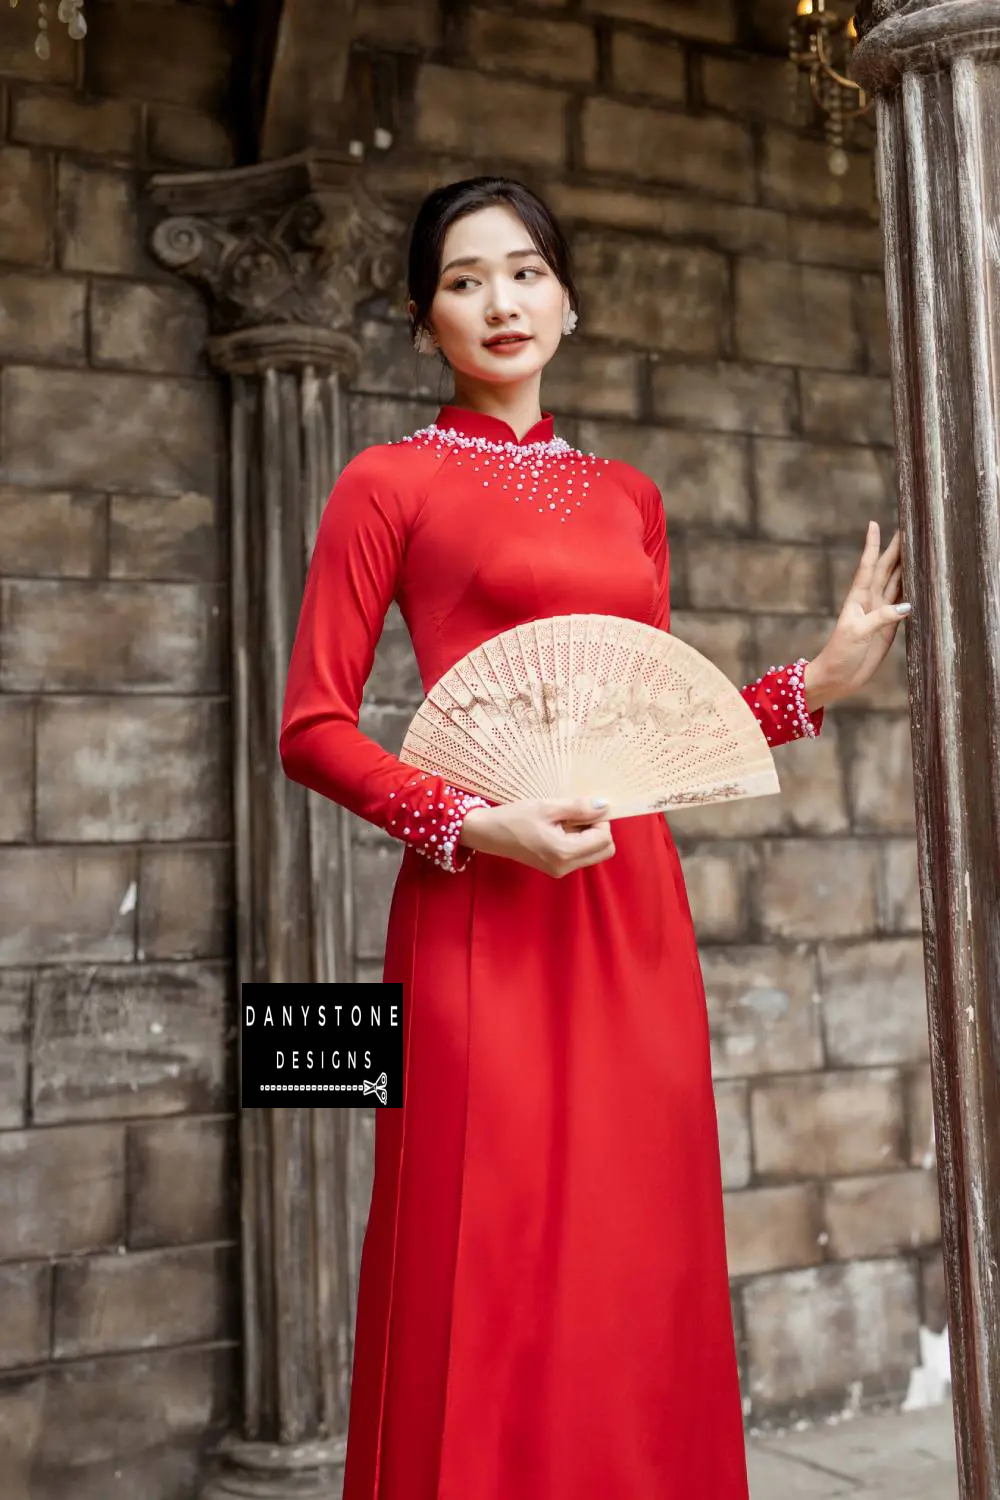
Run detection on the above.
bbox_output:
[485,278,520,323]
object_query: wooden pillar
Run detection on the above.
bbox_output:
[852,5,1000,1493]
[149,154,404,1499]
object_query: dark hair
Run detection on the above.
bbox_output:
[406,177,579,343]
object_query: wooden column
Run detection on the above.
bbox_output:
[852,5,1000,1494]
[149,154,404,1499]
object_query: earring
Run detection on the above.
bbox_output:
[562,309,579,336]
[413,326,438,355]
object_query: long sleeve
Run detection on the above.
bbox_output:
[279,451,489,873]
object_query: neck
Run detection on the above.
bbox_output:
[449,372,544,443]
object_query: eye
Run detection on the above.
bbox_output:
[447,275,479,291]
[515,266,546,280]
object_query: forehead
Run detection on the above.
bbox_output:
[439,202,535,265]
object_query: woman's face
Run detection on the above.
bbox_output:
[421,203,570,386]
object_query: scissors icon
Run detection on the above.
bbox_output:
[362,1072,388,1105]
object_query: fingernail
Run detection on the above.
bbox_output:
[895,603,912,615]
[593,798,609,809]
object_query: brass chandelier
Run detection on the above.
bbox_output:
[788,0,872,175]
[8,0,87,59]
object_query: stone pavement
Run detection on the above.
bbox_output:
[747,1402,959,1499]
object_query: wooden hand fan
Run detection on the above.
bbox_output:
[400,614,779,819]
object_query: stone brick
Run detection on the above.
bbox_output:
[355,0,440,45]
[735,259,861,371]
[581,98,755,204]
[53,1245,236,1358]
[540,343,642,420]
[650,359,796,436]
[860,272,891,373]
[32,962,231,1123]
[354,320,454,402]
[365,612,422,709]
[880,838,922,934]
[800,372,895,446]
[467,10,596,82]
[354,843,403,960]
[128,1116,236,1249]
[823,1169,940,1260]
[920,1253,948,1333]
[0,271,86,363]
[791,216,885,271]
[0,580,224,693]
[610,31,686,102]
[905,1065,936,1170]
[0,699,32,843]
[415,65,566,168]
[581,0,736,41]
[702,55,794,126]
[576,420,751,530]
[668,611,749,685]
[0,847,137,967]
[575,233,731,356]
[0,487,105,577]
[678,848,747,942]
[749,0,803,49]
[846,713,916,833]
[109,490,221,581]
[0,1123,125,1258]
[36,698,229,841]
[90,279,208,376]
[546,182,790,258]
[0,366,221,495]
[347,395,438,455]
[138,847,230,962]
[757,839,880,940]
[146,104,236,169]
[0,4,76,83]
[0,145,53,266]
[702,945,823,1079]
[742,1259,919,1410]
[10,89,138,156]
[754,439,895,542]
[85,1,235,111]
[358,703,410,759]
[724,1184,822,1277]
[0,1262,51,1370]
[0,971,30,1129]
[751,1069,905,1180]
[819,939,929,1067]
[57,159,151,276]
[761,129,879,218]
[716,1079,751,1189]
[686,539,827,614]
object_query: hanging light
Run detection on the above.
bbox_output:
[788,0,871,177]
[8,0,87,61]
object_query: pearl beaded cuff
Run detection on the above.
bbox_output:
[386,773,491,874]
[742,658,822,748]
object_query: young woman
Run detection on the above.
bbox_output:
[280,177,909,1500]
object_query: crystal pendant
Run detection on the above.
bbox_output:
[34,28,50,56]
[67,7,85,36]
[57,0,73,20]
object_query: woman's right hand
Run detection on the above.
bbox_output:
[458,797,616,878]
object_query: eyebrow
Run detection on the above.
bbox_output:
[440,248,540,276]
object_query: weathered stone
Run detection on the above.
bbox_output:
[761,129,878,218]
[845,713,916,833]
[355,0,440,45]
[650,359,796,436]
[0,1123,125,1258]
[749,0,805,49]
[610,31,685,101]
[702,55,794,125]
[0,366,221,495]
[819,939,929,1067]
[678,848,747,942]
[751,1068,904,1179]
[716,1079,752,1190]
[0,145,53,266]
[0,971,30,1129]
[859,272,891,374]
[10,89,138,156]
[800,372,895,446]
[791,216,885,271]
[109,491,221,581]
[880,838,923,935]
[0,271,86,364]
[735,259,861,370]
[146,104,236,169]
[0,486,105,577]
[90,280,208,376]
[742,1260,920,1410]
[576,419,751,530]
[581,98,755,203]
[668,611,750,685]
[85,1,235,111]
[0,4,76,83]
[466,9,596,82]
[757,839,880,940]
[574,232,729,355]
[58,160,151,276]
[53,1245,236,1358]
[0,580,224,693]
[366,605,422,703]
[905,1065,936,1170]
[546,182,790,257]
[0,699,32,843]
[724,1184,823,1277]
[347,395,438,456]
[32,962,231,1123]
[686,539,827,614]
[581,0,736,41]
[354,320,454,403]
[415,65,566,167]
[0,1262,51,1370]
[354,843,403,960]
[0,847,137,967]
[921,1253,948,1333]
[541,343,642,420]
[702,945,823,1079]
[36,698,229,842]
[755,439,895,542]
[127,1116,235,1249]
[138,847,230,962]
[823,1169,940,1259]
[357,702,410,758]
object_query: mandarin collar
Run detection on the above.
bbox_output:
[434,404,556,446]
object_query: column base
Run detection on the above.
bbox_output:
[199,1433,346,1500]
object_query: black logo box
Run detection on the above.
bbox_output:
[240,983,403,1107]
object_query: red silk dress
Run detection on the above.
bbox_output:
[280,405,823,1500]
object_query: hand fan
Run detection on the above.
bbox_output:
[399,614,779,818]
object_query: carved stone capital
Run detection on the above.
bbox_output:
[149,152,406,378]
[852,0,1000,90]
[853,0,908,40]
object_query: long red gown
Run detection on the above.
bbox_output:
[280,405,823,1500]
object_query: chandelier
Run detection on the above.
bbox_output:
[8,0,87,59]
[788,0,871,176]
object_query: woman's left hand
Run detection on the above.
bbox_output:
[804,522,911,710]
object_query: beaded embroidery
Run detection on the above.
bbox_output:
[744,657,819,747]
[386,772,491,874]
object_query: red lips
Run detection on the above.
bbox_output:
[484,333,531,347]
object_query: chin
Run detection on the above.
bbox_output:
[464,346,554,385]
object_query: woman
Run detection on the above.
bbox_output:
[280,177,909,1500]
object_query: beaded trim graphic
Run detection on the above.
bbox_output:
[746,658,819,745]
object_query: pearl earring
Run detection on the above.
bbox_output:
[413,326,438,355]
[562,309,579,336]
